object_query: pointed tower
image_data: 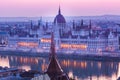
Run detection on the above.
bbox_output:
[54,6,66,24]
[46,22,48,30]
[38,17,42,28]
[59,5,61,15]
[29,20,33,35]
[81,19,83,26]
[46,32,70,80]
[89,20,91,29]
[89,20,92,37]
[30,20,33,29]
[50,32,56,57]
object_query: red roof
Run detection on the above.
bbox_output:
[46,32,70,80]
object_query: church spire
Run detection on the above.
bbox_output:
[50,32,55,57]
[58,5,61,14]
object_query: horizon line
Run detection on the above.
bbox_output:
[0,14,120,18]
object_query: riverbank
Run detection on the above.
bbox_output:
[0,50,120,62]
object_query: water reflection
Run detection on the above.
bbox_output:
[117,63,120,78]
[0,55,119,80]
[18,65,31,71]
[60,59,119,80]
[0,56,10,68]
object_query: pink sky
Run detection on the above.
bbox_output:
[0,0,120,17]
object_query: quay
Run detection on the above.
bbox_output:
[0,67,24,78]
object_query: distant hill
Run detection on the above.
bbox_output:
[0,15,120,22]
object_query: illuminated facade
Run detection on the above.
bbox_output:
[39,7,119,53]
[8,37,39,49]
[6,7,119,53]
[18,42,38,47]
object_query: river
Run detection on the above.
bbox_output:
[0,54,120,80]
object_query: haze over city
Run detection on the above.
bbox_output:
[0,0,120,17]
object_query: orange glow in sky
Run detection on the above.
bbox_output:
[0,0,120,17]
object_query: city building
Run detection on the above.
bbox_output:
[0,7,119,53]
[39,7,119,53]
[31,32,70,80]
[0,31,8,47]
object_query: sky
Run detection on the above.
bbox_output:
[0,0,120,17]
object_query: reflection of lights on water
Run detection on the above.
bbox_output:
[98,62,101,69]
[41,64,48,72]
[80,61,87,68]
[111,62,114,68]
[68,71,79,80]
[62,60,70,67]
[61,60,87,68]
[117,63,120,78]
[41,59,48,72]
[68,71,74,79]
[90,76,98,80]
[68,71,80,80]
[73,61,77,67]
[1,55,119,80]
[18,57,39,64]
[111,73,117,80]
[0,56,10,68]
[19,66,31,71]
[94,75,116,80]
[91,62,93,67]
[74,76,78,80]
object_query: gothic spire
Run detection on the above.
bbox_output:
[50,32,55,57]
[81,19,83,26]
[58,5,61,14]
[89,20,91,29]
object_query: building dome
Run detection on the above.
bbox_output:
[54,7,66,24]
